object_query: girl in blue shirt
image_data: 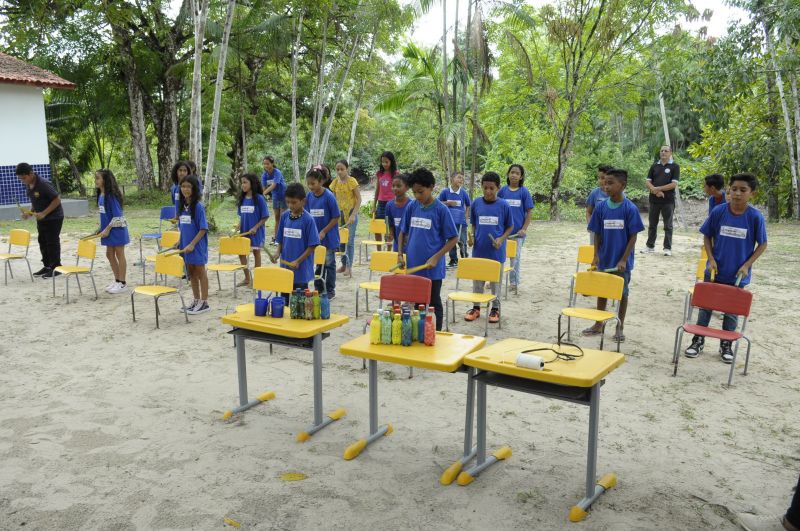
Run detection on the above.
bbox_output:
[306,167,341,297]
[170,161,192,218]
[262,156,286,245]
[398,168,459,330]
[271,182,320,290]
[237,173,270,287]
[498,164,534,289]
[178,175,210,315]
[385,173,411,252]
[438,172,471,267]
[95,169,130,294]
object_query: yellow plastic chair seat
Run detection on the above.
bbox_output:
[55,265,90,274]
[145,254,158,263]
[561,307,616,322]
[361,240,384,247]
[504,265,512,274]
[134,285,178,297]
[0,253,24,260]
[448,292,497,304]
[208,264,247,272]
[687,286,695,296]
[359,281,380,291]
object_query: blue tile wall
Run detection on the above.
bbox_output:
[0,164,52,206]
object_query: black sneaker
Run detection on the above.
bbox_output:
[42,269,61,278]
[447,260,458,269]
[327,292,336,300]
[720,341,734,364]
[33,267,49,277]
[684,336,704,358]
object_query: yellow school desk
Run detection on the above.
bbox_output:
[339,332,486,467]
[221,305,349,441]
[461,338,624,523]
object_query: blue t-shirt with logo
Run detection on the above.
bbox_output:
[587,186,608,211]
[262,168,286,201]
[399,199,458,280]
[171,184,181,213]
[700,204,766,287]
[278,210,320,284]
[498,185,534,233]
[99,194,130,247]
[470,197,513,263]
[588,198,644,272]
[385,197,412,252]
[178,202,209,265]
[707,192,727,216]
[305,189,341,250]
[239,194,270,247]
[437,187,471,226]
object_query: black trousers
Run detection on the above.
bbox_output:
[646,202,674,250]
[36,218,63,268]
[787,473,800,528]
[430,279,443,331]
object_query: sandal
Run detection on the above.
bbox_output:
[612,332,626,343]
[581,327,602,337]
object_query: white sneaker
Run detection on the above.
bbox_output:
[736,512,788,531]
[663,249,672,256]
[105,281,118,293]
[108,282,128,294]
[640,247,654,254]
[188,301,210,315]
[181,300,198,313]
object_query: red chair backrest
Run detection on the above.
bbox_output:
[379,274,431,307]
[691,282,753,317]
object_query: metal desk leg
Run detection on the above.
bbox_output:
[441,367,478,485]
[457,378,512,486]
[297,334,346,442]
[343,359,392,460]
[222,335,276,420]
[569,383,617,522]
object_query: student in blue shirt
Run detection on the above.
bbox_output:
[498,164,534,289]
[384,173,411,252]
[306,167,341,298]
[684,173,767,363]
[178,175,211,315]
[584,169,644,342]
[398,168,459,330]
[464,172,513,324]
[271,182,320,291]
[94,169,130,294]
[261,155,286,245]
[236,173,270,287]
[703,173,727,216]
[438,172,471,267]
[586,165,612,243]
[170,161,192,218]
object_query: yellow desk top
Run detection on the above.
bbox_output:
[464,339,624,387]
[222,305,349,339]
[339,332,487,372]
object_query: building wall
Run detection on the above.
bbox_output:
[0,84,52,205]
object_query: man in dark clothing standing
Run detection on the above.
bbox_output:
[16,162,64,278]
[643,145,679,256]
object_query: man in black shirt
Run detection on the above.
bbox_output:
[643,145,679,256]
[16,162,64,278]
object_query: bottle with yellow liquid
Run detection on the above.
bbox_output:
[370,313,381,344]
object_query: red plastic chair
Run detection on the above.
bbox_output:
[672,281,753,386]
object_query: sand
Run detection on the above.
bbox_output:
[1,206,799,530]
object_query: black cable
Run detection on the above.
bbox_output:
[520,341,585,364]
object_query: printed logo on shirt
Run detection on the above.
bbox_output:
[310,209,325,217]
[604,219,625,230]
[179,215,192,225]
[240,205,255,214]
[450,200,462,207]
[381,179,390,188]
[284,227,302,239]
[394,218,401,227]
[265,180,273,186]
[720,225,747,239]
[99,205,106,214]
[478,216,499,226]
[410,217,432,230]
[174,192,179,201]
[665,168,671,174]
[506,199,522,207]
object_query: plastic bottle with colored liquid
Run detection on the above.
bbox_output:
[370,313,381,344]
[391,313,402,345]
[411,310,420,343]
[418,305,426,343]
[320,292,331,319]
[401,311,412,346]
[289,290,298,319]
[380,310,392,345]
[312,290,321,319]
[304,289,313,320]
[424,313,436,346]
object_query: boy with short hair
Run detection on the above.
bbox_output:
[305,168,340,298]
[703,173,727,216]
[262,155,286,245]
[270,182,320,291]
[586,165,613,244]
[438,172,471,267]
[398,168,459,330]
[384,173,411,252]
[464,172,513,324]
[583,169,644,342]
[684,173,767,363]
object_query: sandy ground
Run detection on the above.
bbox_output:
[1,207,799,530]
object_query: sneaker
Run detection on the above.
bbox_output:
[720,341,734,364]
[447,260,458,269]
[684,336,704,358]
[105,281,118,292]
[189,301,210,315]
[464,308,480,321]
[327,292,336,300]
[488,309,500,323]
[736,512,792,531]
[181,300,198,313]
[33,267,49,277]
[640,247,655,254]
[42,269,61,278]
[108,282,128,294]
[270,239,278,246]
[663,249,672,256]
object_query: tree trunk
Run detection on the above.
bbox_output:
[203,0,237,203]
[460,0,471,176]
[441,0,451,180]
[48,139,86,196]
[469,46,479,198]
[317,34,361,164]
[156,77,181,190]
[190,0,209,175]
[549,111,578,220]
[763,65,781,220]
[307,11,330,169]
[789,69,800,207]
[346,32,376,164]
[290,12,304,182]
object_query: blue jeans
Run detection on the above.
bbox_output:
[315,247,337,295]
[449,224,468,262]
[340,215,358,267]
[510,235,526,286]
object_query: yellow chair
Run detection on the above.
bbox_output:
[558,271,624,352]
[700,246,708,259]
[358,219,387,264]
[144,230,180,284]
[0,229,34,285]
[683,258,708,321]
[253,265,294,295]
[355,251,405,317]
[335,226,350,272]
[502,239,518,299]
[208,236,251,297]
[313,244,329,286]
[52,239,98,303]
[445,257,503,337]
[131,253,189,328]
[568,244,595,305]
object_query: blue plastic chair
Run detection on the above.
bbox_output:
[137,206,176,283]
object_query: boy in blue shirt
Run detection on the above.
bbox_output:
[584,169,644,342]
[703,173,727,217]
[262,155,286,246]
[685,173,767,363]
[305,167,341,298]
[586,165,612,243]
[464,172,513,324]
[398,168,459,330]
[271,182,320,291]
[438,172,471,268]
[385,173,411,252]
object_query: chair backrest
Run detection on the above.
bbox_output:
[456,257,502,283]
[219,236,251,257]
[573,271,624,302]
[160,206,176,220]
[76,239,97,261]
[368,218,386,236]
[576,245,595,267]
[253,266,294,293]
[694,258,707,281]
[505,239,517,260]
[369,251,401,274]
[691,282,753,317]
[338,227,350,244]
[314,245,326,266]
[155,253,186,278]
[8,229,31,249]
[160,230,180,249]
[378,274,431,307]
